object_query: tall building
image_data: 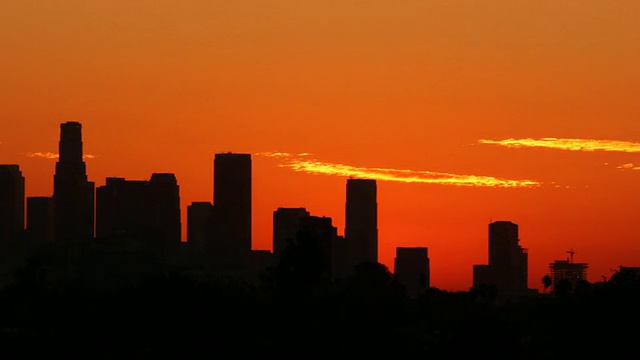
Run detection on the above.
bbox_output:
[295,216,337,283]
[394,247,430,298]
[187,201,214,251]
[53,122,95,243]
[213,153,252,262]
[473,221,530,298]
[345,178,378,266]
[273,207,310,262]
[96,174,181,246]
[26,196,54,245]
[0,165,25,243]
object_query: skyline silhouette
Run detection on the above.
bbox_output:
[1,121,638,293]
[2,1,639,293]
[2,2,640,356]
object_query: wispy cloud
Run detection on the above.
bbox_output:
[257,152,540,188]
[479,138,640,153]
[26,152,96,159]
[617,163,640,170]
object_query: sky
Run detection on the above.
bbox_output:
[1,1,639,291]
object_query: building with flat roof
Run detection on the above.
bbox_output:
[394,247,430,298]
[0,165,25,243]
[345,178,378,267]
[473,221,531,299]
[213,153,252,263]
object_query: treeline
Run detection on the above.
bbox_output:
[0,242,638,358]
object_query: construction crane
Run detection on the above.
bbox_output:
[566,248,576,263]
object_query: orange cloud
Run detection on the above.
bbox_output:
[26,152,96,159]
[617,163,640,170]
[258,152,540,188]
[479,138,640,153]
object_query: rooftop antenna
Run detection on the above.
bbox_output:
[566,248,575,263]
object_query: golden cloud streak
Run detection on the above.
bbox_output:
[257,152,539,188]
[618,163,640,170]
[479,138,640,153]
[27,152,96,159]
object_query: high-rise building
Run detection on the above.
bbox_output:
[394,247,430,298]
[53,122,95,243]
[473,221,530,297]
[295,215,337,283]
[26,196,54,245]
[0,165,25,243]
[187,201,214,251]
[213,153,252,262]
[345,178,378,266]
[96,174,181,246]
[273,207,310,261]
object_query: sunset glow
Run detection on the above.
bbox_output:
[3,1,640,293]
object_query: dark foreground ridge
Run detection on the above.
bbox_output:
[0,240,638,358]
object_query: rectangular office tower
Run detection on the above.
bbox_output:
[345,178,378,266]
[0,165,25,243]
[26,196,54,245]
[213,153,252,262]
[473,221,529,297]
[187,201,214,252]
[53,122,95,243]
[96,174,181,246]
[273,207,310,261]
[394,247,430,298]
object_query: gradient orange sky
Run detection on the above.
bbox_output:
[2,1,639,291]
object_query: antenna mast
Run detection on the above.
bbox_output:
[566,248,575,263]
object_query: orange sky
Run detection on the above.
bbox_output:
[2,1,639,291]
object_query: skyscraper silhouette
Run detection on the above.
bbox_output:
[0,165,25,243]
[394,247,430,298]
[473,221,529,299]
[26,196,54,245]
[345,178,378,266]
[213,153,252,263]
[273,207,309,262]
[96,174,181,246]
[53,122,95,243]
[187,201,214,252]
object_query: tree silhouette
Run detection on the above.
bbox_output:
[541,275,552,293]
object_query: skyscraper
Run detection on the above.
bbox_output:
[273,207,310,261]
[53,121,95,243]
[473,221,530,298]
[213,153,252,262]
[187,201,214,251]
[345,178,378,266]
[295,215,337,283]
[0,165,25,243]
[394,247,430,298]
[96,174,181,246]
[26,196,54,245]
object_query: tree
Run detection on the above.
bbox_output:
[541,275,552,293]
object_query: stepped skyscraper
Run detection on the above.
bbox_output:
[53,122,95,243]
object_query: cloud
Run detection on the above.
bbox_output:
[257,152,540,188]
[617,163,640,170]
[479,138,640,153]
[26,152,96,159]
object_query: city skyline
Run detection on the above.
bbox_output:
[2,1,640,291]
[2,121,636,294]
